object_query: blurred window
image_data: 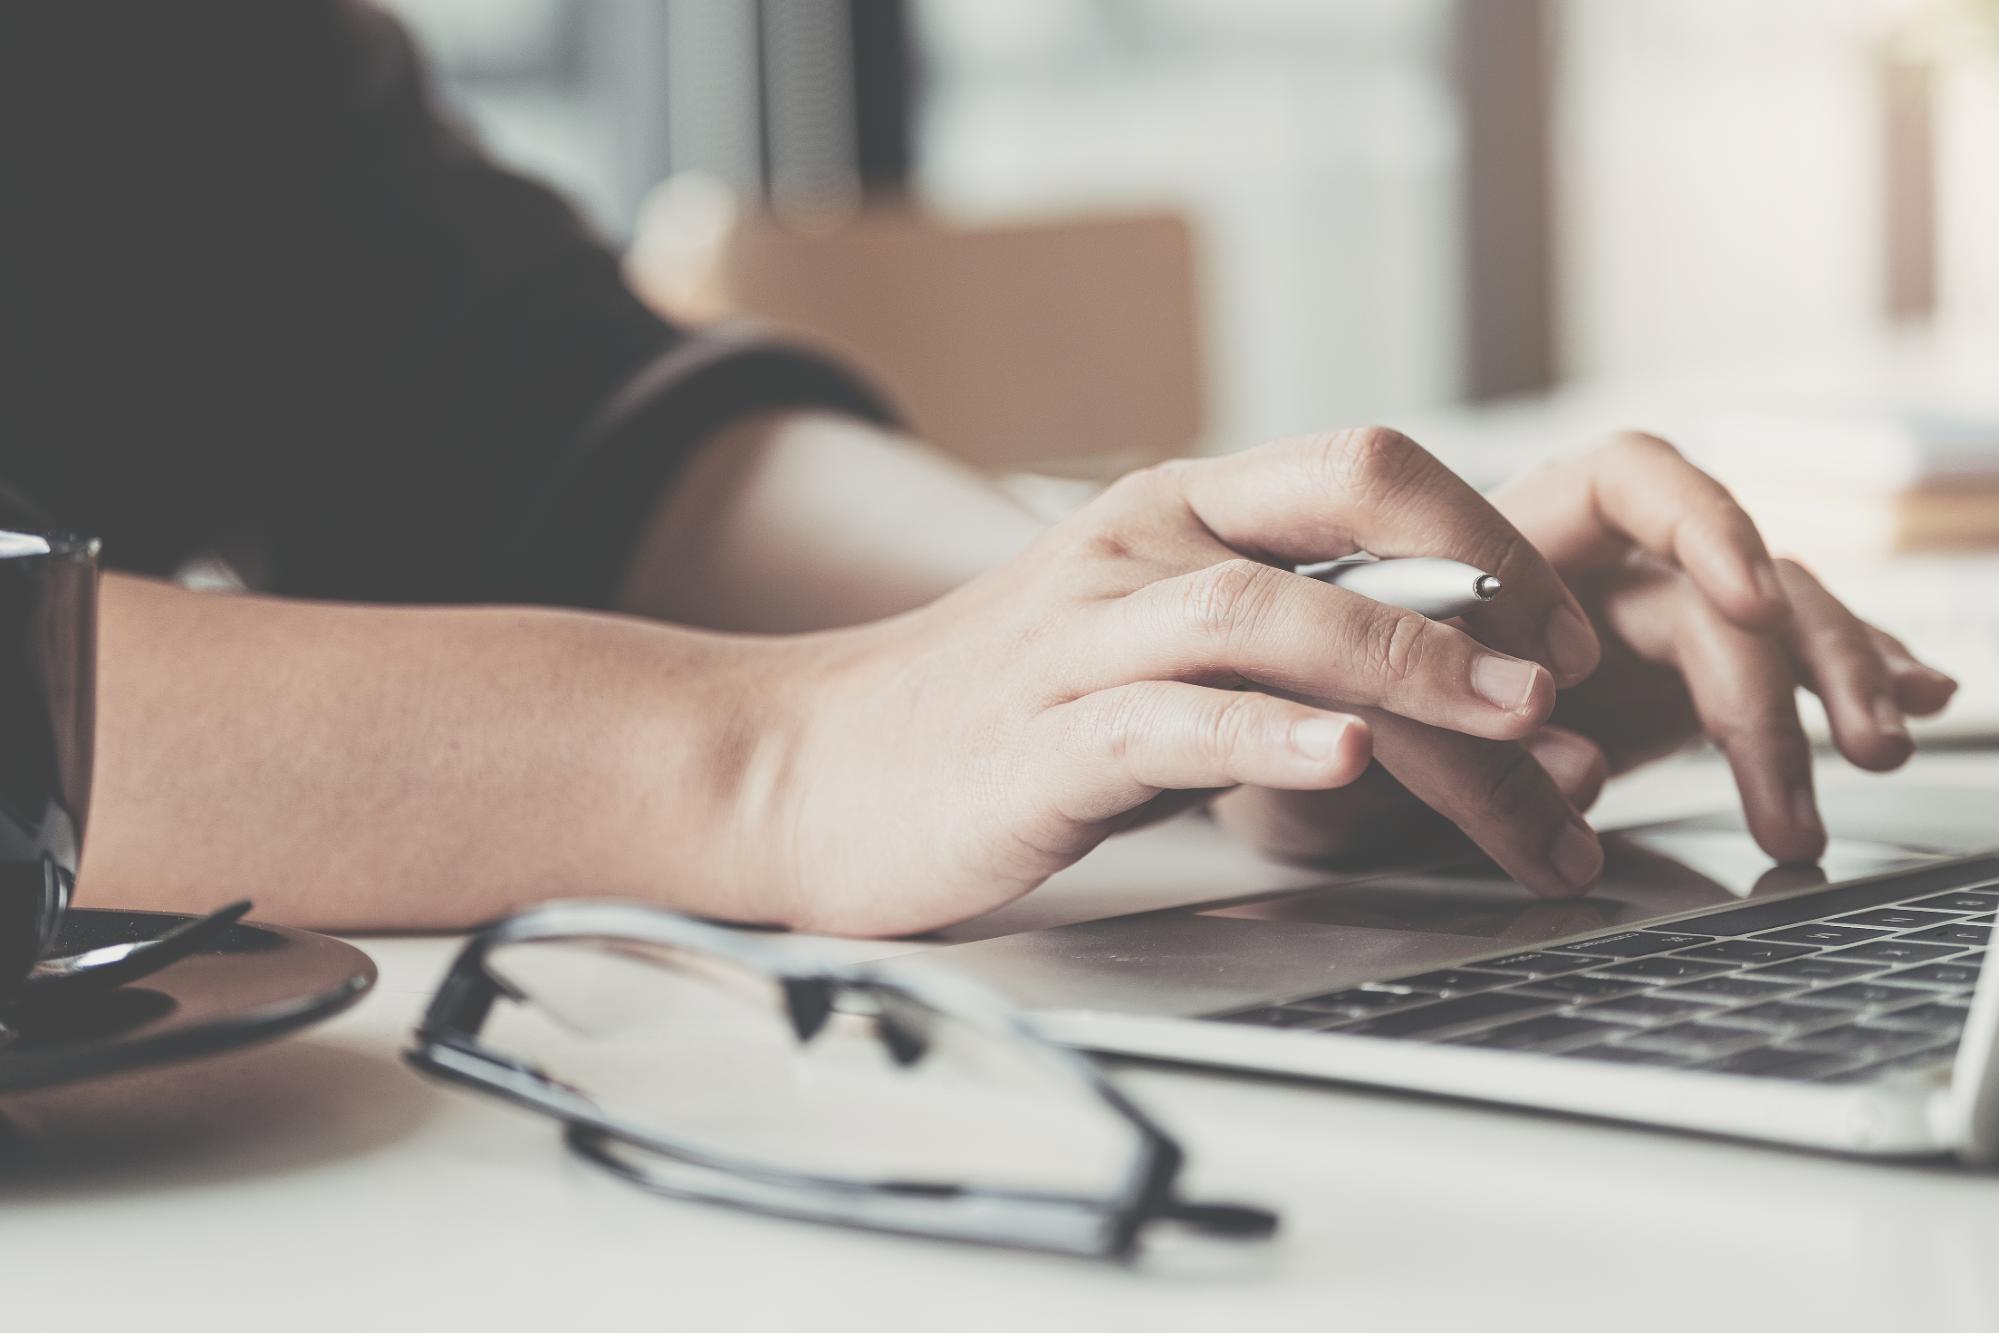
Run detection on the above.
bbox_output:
[912,0,1465,448]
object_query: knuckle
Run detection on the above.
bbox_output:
[1315,425,1423,501]
[1772,555,1817,590]
[1374,610,1432,687]
[1198,692,1264,762]
[1611,430,1682,463]
[1712,707,1807,753]
[1474,528,1531,585]
[1180,558,1279,640]
[1098,684,1170,762]
[1084,466,1168,527]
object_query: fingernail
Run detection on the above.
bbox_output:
[1543,606,1598,682]
[1874,697,1908,739]
[1550,820,1604,891]
[1290,716,1354,763]
[1527,731,1597,797]
[1791,788,1824,838]
[1471,655,1542,714]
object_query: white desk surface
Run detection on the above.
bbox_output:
[5,750,1998,1333]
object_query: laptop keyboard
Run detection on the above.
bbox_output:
[1208,859,1999,1085]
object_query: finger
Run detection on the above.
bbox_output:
[1867,626,1959,716]
[1525,727,1610,813]
[1775,560,1913,771]
[1211,723,1608,863]
[1041,683,1372,826]
[1368,714,1604,898]
[1161,429,1601,683]
[1210,769,1430,863]
[1669,600,1826,863]
[1084,558,1555,740]
[1493,432,1787,629]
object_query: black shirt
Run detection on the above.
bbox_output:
[0,1,887,606]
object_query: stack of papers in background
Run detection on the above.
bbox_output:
[1683,407,1999,564]
[1787,553,1999,743]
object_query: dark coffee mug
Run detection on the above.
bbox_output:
[0,528,98,1004]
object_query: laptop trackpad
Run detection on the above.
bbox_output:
[905,825,1937,1018]
[1198,826,1929,938]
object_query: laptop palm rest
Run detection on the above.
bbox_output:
[900,822,1941,1019]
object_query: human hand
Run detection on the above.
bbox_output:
[1212,434,1956,872]
[758,429,1603,936]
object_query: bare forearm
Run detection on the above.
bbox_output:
[83,575,793,930]
[619,410,1046,631]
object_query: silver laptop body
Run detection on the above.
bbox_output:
[906,796,1999,1161]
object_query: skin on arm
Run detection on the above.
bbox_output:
[82,410,1025,929]
[619,410,1047,632]
[81,574,800,931]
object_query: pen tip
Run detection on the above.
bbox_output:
[1474,575,1502,601]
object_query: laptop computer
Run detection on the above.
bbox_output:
[906,790,1999,1161]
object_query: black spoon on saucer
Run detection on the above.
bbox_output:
[18,900,254,1000]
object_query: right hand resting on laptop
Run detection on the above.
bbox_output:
[1208,433,1956,885]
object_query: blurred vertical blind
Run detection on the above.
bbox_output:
[386,0,910,241]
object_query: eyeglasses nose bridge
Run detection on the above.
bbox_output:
[780,976,834,1042]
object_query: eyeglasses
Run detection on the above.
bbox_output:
[406,901,1276,1260]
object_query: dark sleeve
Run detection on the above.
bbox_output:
[0,1,893,607]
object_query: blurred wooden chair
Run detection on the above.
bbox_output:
[628,178,1205,479]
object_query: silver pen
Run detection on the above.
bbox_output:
[1296,555,1502,619]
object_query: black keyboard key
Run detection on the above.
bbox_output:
[1452,1015,1627,1052]
[1289,986,1429,1014]
[1667,862,1999,936]
[1754,923,1893,947]
[1614,1022,1767,1057]
[1899,922,1993,947]
[1863,1001,1971,1031]
[1677,939,1819,965]
[1794,980,1933,1009]
[1599,955,1738,981]
[1777,1023,1934,1056]
[1889,960,1983,988]
[1552,931,1714,959]
[1710,1000,1845,1031]
[1831,907,1966,929]
[1905,890,1999,912]
[1468,951,1602,977]
[1515,973,1651,1000]
[1577,994,1712,1025]
[1390,968,1516,994]
[1825,939,1962,966]
[1214,1006,1342,1029]
[1701,1048,1852,1079]
[1337,992,1557,1039]
[1751,957,1886,983]
[1667,975,1801,1003]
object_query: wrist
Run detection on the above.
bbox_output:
[617,621,855,929]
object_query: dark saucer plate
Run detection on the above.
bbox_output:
[0,909,376,1093]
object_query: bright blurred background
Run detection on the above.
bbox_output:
[386,0,1999,729]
